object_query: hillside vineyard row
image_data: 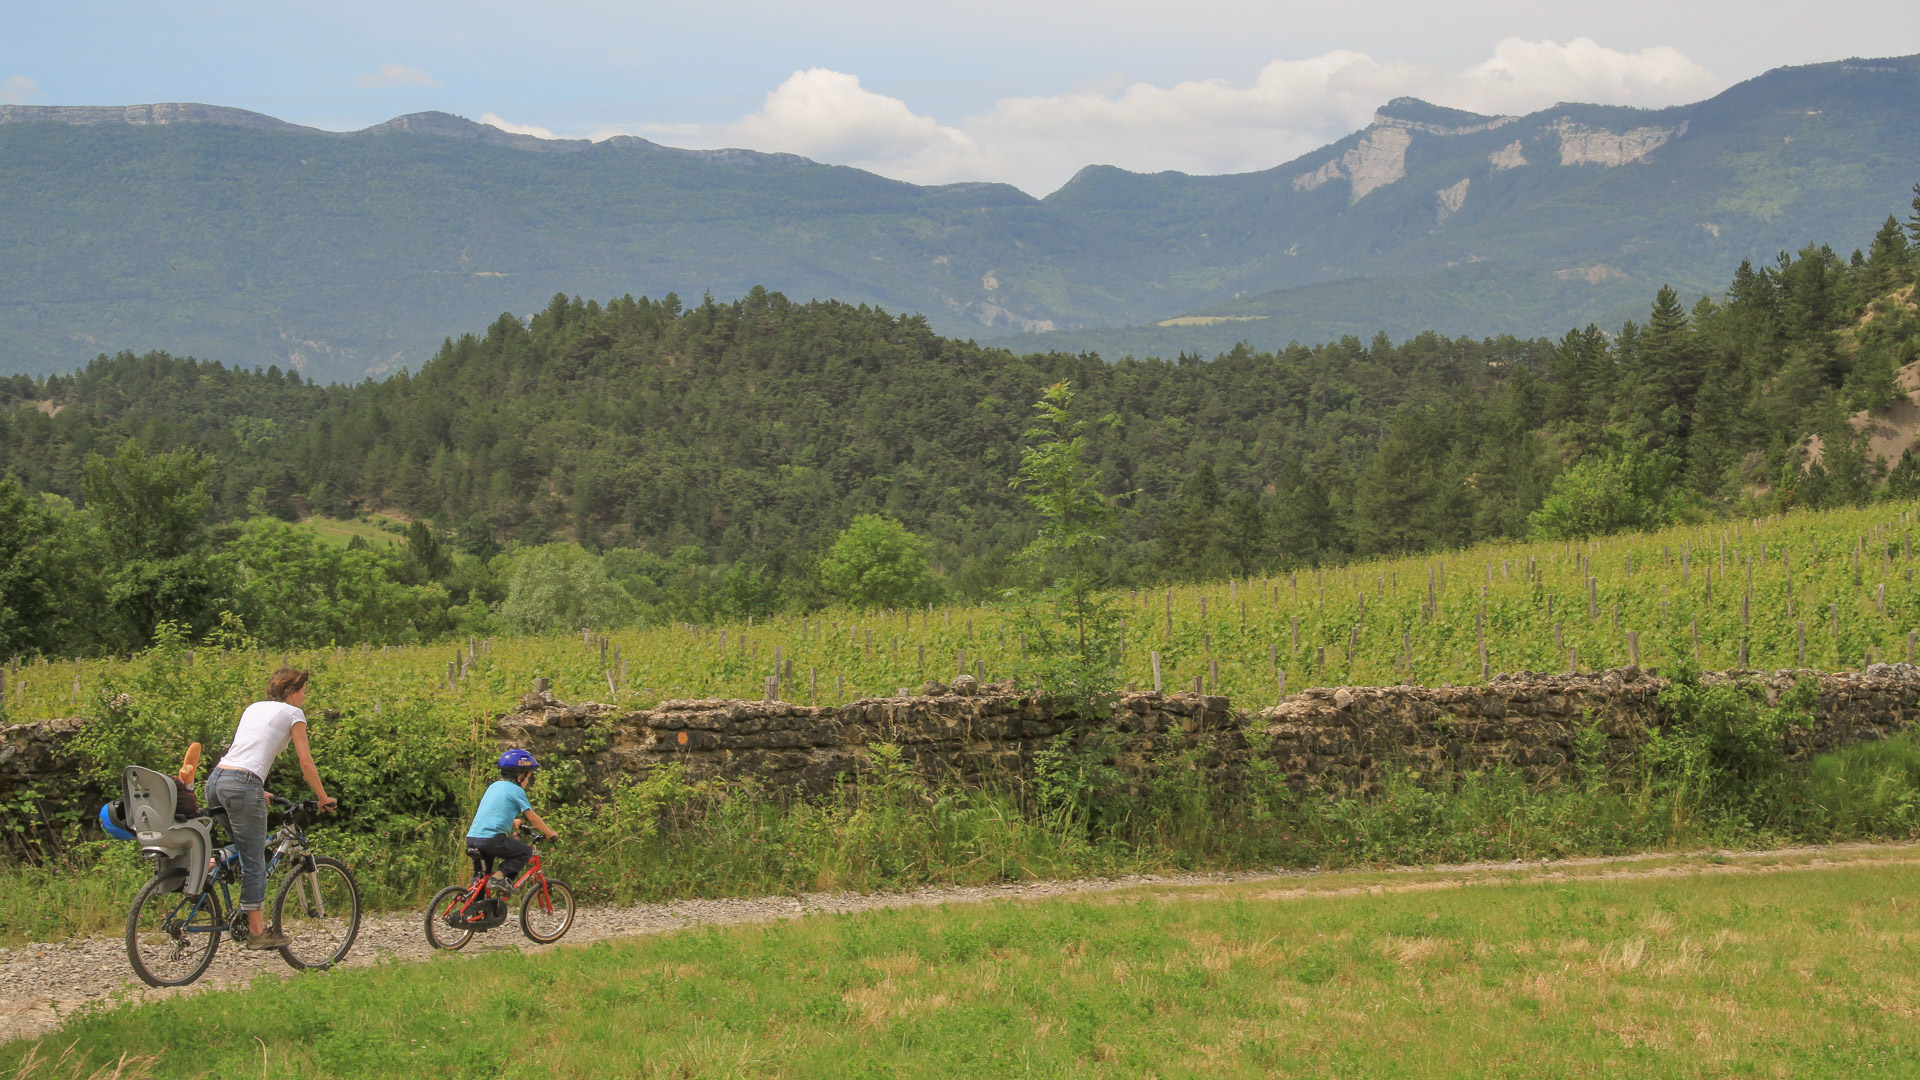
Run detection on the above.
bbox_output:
[8,502,1920,722]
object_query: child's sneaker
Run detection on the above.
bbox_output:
[486,873,514,898]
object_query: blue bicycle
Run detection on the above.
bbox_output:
[123,794,361,987]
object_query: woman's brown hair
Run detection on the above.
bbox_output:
[266,668,309,702]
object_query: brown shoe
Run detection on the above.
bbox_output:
[244,930,290,950]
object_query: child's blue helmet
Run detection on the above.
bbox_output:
[100,801,136,841]
[497,748,540,771]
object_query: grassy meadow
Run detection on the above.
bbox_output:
[297,514,411,550]
[10,849,1920,1077]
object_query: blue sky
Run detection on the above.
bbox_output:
[5,1,1918,193]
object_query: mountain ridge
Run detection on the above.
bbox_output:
[2,52,1917,380]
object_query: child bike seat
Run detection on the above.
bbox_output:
[124,765,215,896]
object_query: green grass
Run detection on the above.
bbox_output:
[296,514,408,550]
[14,852,1920,1077]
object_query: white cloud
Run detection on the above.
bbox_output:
[480,113,559,139]
[549,37,1726,194]
[715,69,983,179]
[354,64,442,89]
[1445,38,1721,113]
[0,75,39,104]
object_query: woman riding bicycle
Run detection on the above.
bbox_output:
[205,668,337,950]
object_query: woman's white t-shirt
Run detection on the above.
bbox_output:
[216,701,307,780]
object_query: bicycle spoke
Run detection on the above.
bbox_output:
[274,858,360,970]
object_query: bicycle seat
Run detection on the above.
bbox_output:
[466,847,494,875]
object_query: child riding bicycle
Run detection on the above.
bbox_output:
[467,749,558,897]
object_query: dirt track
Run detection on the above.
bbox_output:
[6,842,1917,1044]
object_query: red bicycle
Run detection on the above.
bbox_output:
[424,833,575,949]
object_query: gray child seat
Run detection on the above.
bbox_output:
[122,765,217,897]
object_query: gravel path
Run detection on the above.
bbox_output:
[6,842,1917,1045]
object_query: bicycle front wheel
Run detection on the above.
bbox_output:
[425,886,476,950]
[520,878,576,944]
[126,870,222,987]
[272,856,362,971]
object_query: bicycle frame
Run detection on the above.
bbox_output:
[153,811,318,936]
[442,846,560,925]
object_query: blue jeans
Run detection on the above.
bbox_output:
[206,768,269,911]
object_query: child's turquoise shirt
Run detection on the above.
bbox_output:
[467,780,532,839]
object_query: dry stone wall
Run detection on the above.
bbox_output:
[12,668,1920,812]
[495,667,1920,798]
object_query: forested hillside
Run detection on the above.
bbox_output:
[0,189,1917,658]
[3,55,1918,380]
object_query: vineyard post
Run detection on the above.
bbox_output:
[1568,645,1578,673]
[810,667,818,703]
[1738,640,1748,668]
[1691,621,1701,662]
[1277,671,1287,700]
[1208,659,1219,692]
[1268,642,1276,677]
[1191,675,1203,695]
[1291,616,1300,650]
[764,676,775,703]
[605,670,617,696]
[1151,651,1163,692]
[1798,623,1807,667]
[1627,631,1640,668]
[1315,646,1326,669]
[446,661,455,691]
[1587,577,1597,620]
[1878,584,1887,615]
[1165,591,1173,639]
[1477,613,1488,683]
[837,674,844,702]
[534,677,548,694]
[1910,631,1917,664]
[957,648,966,674]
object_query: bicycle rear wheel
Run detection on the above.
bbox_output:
[272,856,362,971]
[520,878,576,944]
[126,870,222,987]
[425,886,477,950]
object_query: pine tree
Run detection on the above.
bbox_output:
[1864,215,1913,300]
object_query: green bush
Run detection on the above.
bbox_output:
[1807,732,1920,837]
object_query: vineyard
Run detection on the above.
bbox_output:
[7,501,1920,725]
